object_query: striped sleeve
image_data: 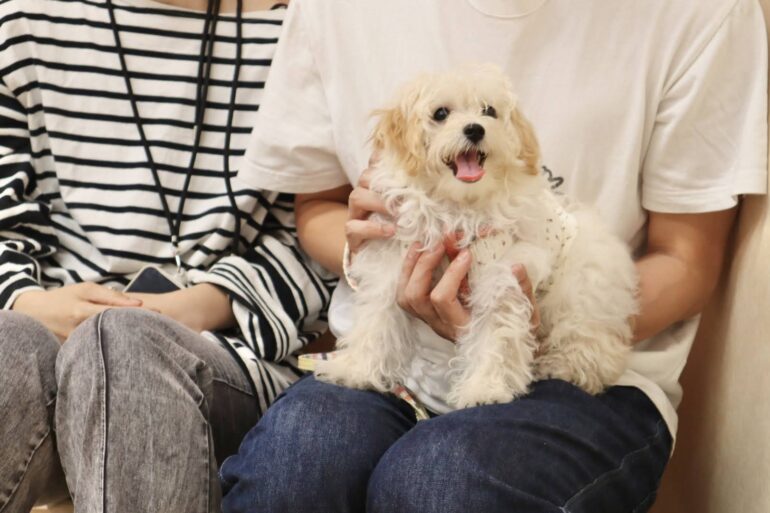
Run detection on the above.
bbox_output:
[189,193,337,362]
[0,78,57,308]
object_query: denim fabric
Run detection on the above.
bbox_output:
[221,375,672,513]
[0,309,259,513]
[0,312,64,513]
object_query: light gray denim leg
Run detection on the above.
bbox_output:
[55,308,259,513]
[0,311,67,513]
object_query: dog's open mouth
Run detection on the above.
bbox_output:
[444,150,487,183]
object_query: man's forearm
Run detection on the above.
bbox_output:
[633,253,697,341]
[296,199,348,276]
[631,208,736,342]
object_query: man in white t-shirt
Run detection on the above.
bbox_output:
[220,1,768,512]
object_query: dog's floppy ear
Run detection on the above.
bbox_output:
[370,84,425,176]
[510,106,540,175]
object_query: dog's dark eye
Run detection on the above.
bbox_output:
[433,107,450,122]
[482,105,497,119]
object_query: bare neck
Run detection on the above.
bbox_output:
[153,0,287,12]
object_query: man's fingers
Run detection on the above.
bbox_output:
[348,187,391,220]
[430,249,472,328]
[513,264,533,299]
[81,283,142,306]
[358,165,374,189]
[367,149,381,169]
[401,245,445,321]
[359,151,382,188]
[396,243,422,313]
[346,219,396,253]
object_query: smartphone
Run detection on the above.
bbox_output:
[124,266,184,294]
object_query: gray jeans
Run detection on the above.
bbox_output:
[0,308,260,513]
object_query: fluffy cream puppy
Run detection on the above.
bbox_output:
[316,66,638,408]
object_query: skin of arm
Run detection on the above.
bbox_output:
[295,185,352,276]
[128,283,236,334]
[631,208,737,341]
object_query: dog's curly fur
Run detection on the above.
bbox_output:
[316,65,638,408]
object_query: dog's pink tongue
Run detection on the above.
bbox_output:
[454,151,485,183]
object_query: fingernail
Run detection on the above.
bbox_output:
[512,263,523,274]
[457,249,471,261]
[383,224,396,236]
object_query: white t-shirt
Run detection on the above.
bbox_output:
[238,0,769,439]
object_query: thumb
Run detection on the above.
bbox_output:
[82,285,143,307]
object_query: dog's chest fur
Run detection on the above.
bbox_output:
[389,186,577,293]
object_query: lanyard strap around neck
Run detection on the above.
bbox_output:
[106,0,243,276]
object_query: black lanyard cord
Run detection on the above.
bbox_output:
[106,0,241,270]
[175,0,222,248]
[223,0,243,253]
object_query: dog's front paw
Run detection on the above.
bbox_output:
[534,353,606,395]
[315,352,392,392]
[448,377,527,408]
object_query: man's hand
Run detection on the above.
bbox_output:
[127,283,236,334]
[12,283,143,341]
[346,155,396,255]
[396,243,540,342]
[294,155,394,277]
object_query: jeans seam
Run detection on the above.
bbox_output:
[560,419,667,513]
[0,428,52,513]
[204,419,210,513]
[96,312,109,513]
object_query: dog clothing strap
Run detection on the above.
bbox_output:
[540,193,579,292]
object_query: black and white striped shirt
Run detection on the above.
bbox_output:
[0,0,335,411]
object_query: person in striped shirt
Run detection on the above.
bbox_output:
[0,0,334,511]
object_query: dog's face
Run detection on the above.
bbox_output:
[372,66,540,204]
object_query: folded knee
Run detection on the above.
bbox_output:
[62,307,169,359]
[57,308,199,392]
[367,417,531,513]
[222,378,405,511]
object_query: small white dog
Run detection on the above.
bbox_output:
[316,66,638,408]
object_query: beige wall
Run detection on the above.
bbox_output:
[651,2,770,511]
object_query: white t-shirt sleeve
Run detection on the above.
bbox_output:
[237,1,349,194]
[642,0,768,213]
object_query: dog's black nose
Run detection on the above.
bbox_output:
[463,123,485,144]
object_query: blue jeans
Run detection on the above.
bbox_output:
[220,376,671,513]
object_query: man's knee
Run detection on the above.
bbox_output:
[221,378,405,512]
[367,414,560,513]
[231,377,395,473]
